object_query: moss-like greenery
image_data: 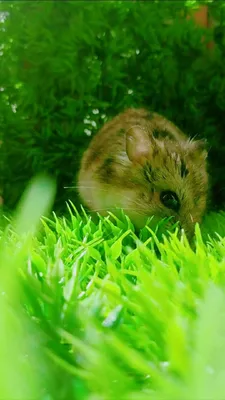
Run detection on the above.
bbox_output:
[1,0,225,212]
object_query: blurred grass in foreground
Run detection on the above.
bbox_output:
[1,177,225,399]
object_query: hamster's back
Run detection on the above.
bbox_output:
[80,108,187,173]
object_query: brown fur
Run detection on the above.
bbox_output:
[78,108,208,239]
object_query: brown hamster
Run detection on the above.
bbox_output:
[78,108,208,239]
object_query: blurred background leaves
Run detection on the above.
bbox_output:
[1,0,225,213]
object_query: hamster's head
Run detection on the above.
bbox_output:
[125,125,209,240]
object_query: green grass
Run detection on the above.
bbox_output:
[1,176,225,399]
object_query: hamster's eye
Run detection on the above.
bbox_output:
[160,191,180,212]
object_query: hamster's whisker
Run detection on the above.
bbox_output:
[64,185,100,189]
[88,208,147,217]
[64,185,112,193]
[67,186,146,209]
[65,187,149,211]
[189,213,194,223]
[88,207,142,212]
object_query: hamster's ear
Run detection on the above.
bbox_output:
[126,126,152,165]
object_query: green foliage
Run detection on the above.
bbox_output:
[1,0,225,212]
[2,3,225,397]
[2,177,225,399]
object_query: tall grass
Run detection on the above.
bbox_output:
[1,176,225,399]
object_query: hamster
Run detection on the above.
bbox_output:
[77,108,208,240]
